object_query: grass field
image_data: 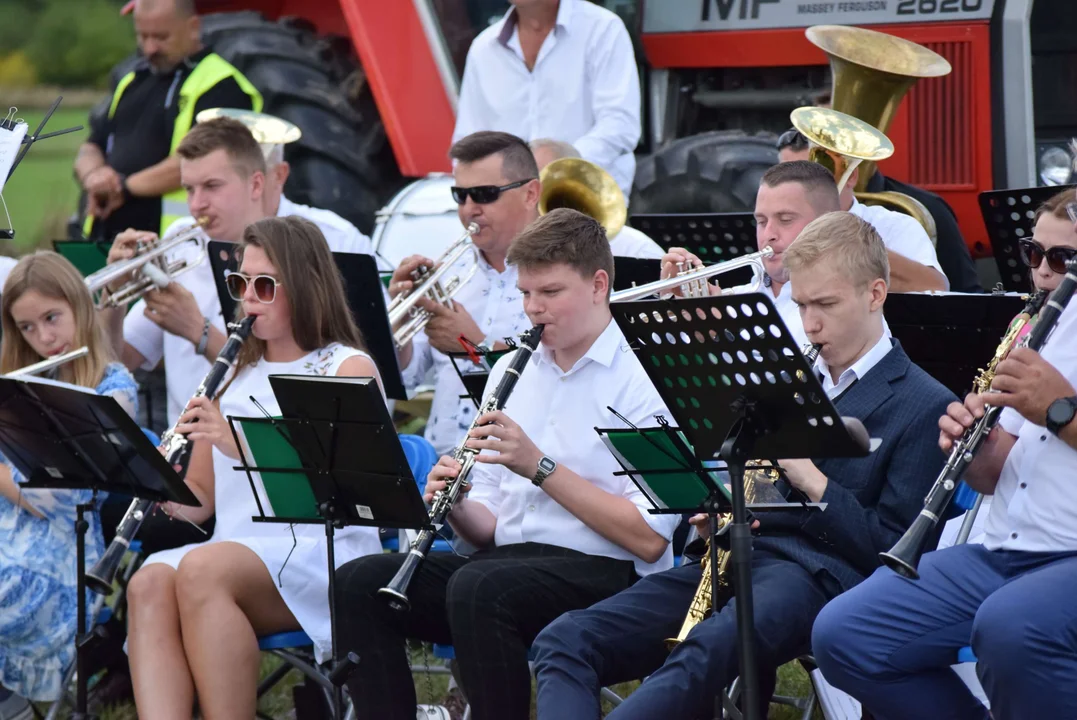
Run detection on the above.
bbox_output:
[2,104,97,254]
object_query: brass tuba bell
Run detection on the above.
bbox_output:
[791,106,894,195]
[539,157,627,239]
[805,24,951,192]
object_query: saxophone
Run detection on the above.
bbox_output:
[666,343,821,649]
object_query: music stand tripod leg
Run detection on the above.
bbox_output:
[72,497,99,720]
[719,420,761,720]
[320,500,359,720]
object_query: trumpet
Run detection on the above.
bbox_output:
[610,247,774,303]
[387,223,479,348]
[6,347,89,378]
[84,218,209,309]
[880,274,1076,579]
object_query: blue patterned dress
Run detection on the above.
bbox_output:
[0,362,138,700]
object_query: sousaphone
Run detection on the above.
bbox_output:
[539,158,627,239]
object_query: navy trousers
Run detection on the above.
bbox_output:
[812,542,1077,720]
[532,551,830,720]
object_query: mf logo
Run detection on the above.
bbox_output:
[701,0,780,21]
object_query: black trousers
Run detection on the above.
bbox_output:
[336,542,638,720]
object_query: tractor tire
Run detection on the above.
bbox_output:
[200,12,404,235]
[630,131,780,214]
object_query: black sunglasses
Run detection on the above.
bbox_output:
[450,179,535,205]
[1019,238,1077,274]
[224,270,281,303]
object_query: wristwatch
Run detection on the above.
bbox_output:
[1045,396,1077,437]
[532,455,557,488]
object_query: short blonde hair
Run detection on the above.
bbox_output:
[783,211,890,287]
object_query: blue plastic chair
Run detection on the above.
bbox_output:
[953,482,982,664]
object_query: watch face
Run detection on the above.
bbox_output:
[539,457,556,473]
[1049,398,1077,427]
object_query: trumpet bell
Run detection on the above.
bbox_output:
[791,106,894,193]
[539,158,627,239]
[805,24,951,190]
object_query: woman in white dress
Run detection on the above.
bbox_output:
[125,216,385,719]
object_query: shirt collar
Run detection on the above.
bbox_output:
[498,0,574,46]
[814,330,892,387]
[135,46,210,75]
[534,315,621,373]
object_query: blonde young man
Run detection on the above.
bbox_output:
[532,211,955,718]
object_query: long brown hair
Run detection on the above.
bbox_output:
[0,252,115,387]
[231,216,368,376]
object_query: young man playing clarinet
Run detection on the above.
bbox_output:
[812,214,1077,719]
[335,208,682,720]
[531,211,956,719]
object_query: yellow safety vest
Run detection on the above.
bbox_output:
[84,52,264,238]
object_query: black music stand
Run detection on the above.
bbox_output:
[228,374,428,719]
[629,213,758,287]
[0,375,197,720]
[208,240,407,400]
[979,185,1075,293]
[611,294,872,720]
[884,291,1030,398]
[613,256,661,293]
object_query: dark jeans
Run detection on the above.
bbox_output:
[532,550,830,719]
[335,542,638,720]
[813,542,1077,720]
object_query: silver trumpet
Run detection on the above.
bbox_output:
[387,223,479,348]
[610,247,774,303]
[6,347,89,377]
[84,218,209,309]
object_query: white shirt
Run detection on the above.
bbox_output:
[983,302,1077,552]
[467,317,681,576]
[400,252,530,455]
[124,215,377,425]
[612,226,665,260]
[814,330,892,399]
[452,0,641,199]
[276,195,375,258]
[849,198,948,290]
[0,255,17,291]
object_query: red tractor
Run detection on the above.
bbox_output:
[162,1,1074,272]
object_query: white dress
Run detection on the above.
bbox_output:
[143,343,383,662]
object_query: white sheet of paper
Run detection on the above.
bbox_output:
[0,121,29,195]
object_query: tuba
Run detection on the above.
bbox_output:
[539,158,627,239]
[667,344,821,648]
[800,24,952,242]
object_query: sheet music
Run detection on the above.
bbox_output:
[0,120,28,194]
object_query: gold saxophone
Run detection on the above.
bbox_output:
[971,292,1044,394]
[666,343,821,649]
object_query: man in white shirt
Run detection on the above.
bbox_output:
[336,208,682,720]
[103,118,377,427]
[530,137,665,260]
[813,284,1077,717]
[659,160,843,349]
[391,131,540,455]
[452,0,641,199]
[779,137,949,292]
[532,210,954,718]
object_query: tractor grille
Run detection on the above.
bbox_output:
[906,40,975,189]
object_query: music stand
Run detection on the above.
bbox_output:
[208,240,407,400]
[979,185,1075,293]
[884,291,1030,398]
[228,374,428,719]
[610,293,872,720]
[613,256,661,293]
[0,374,197,720]
[629,213,758,287]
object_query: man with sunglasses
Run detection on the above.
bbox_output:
[776,128,949,293]
[390,131,543,456]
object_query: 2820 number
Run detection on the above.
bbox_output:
[896,0,983,13]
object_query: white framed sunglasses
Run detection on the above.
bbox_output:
[224,270,282,304]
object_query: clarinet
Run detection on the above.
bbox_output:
[86,316,256,595]
[378,324,545,612]
[881,265,1077,580]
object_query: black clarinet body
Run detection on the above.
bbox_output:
[378,324,545,612]
[86,316,256,595]
[881,264,1077,579]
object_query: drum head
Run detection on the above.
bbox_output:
[372,175,466,270]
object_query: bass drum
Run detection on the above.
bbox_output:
[372,174,465,271]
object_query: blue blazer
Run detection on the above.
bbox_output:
[754,339,956,594]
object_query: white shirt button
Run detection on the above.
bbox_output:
[528,504,536,512]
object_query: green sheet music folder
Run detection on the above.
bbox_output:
[237,417,320,520]
[599,426,730,512]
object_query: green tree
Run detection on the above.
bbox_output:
[24,0,134,88]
